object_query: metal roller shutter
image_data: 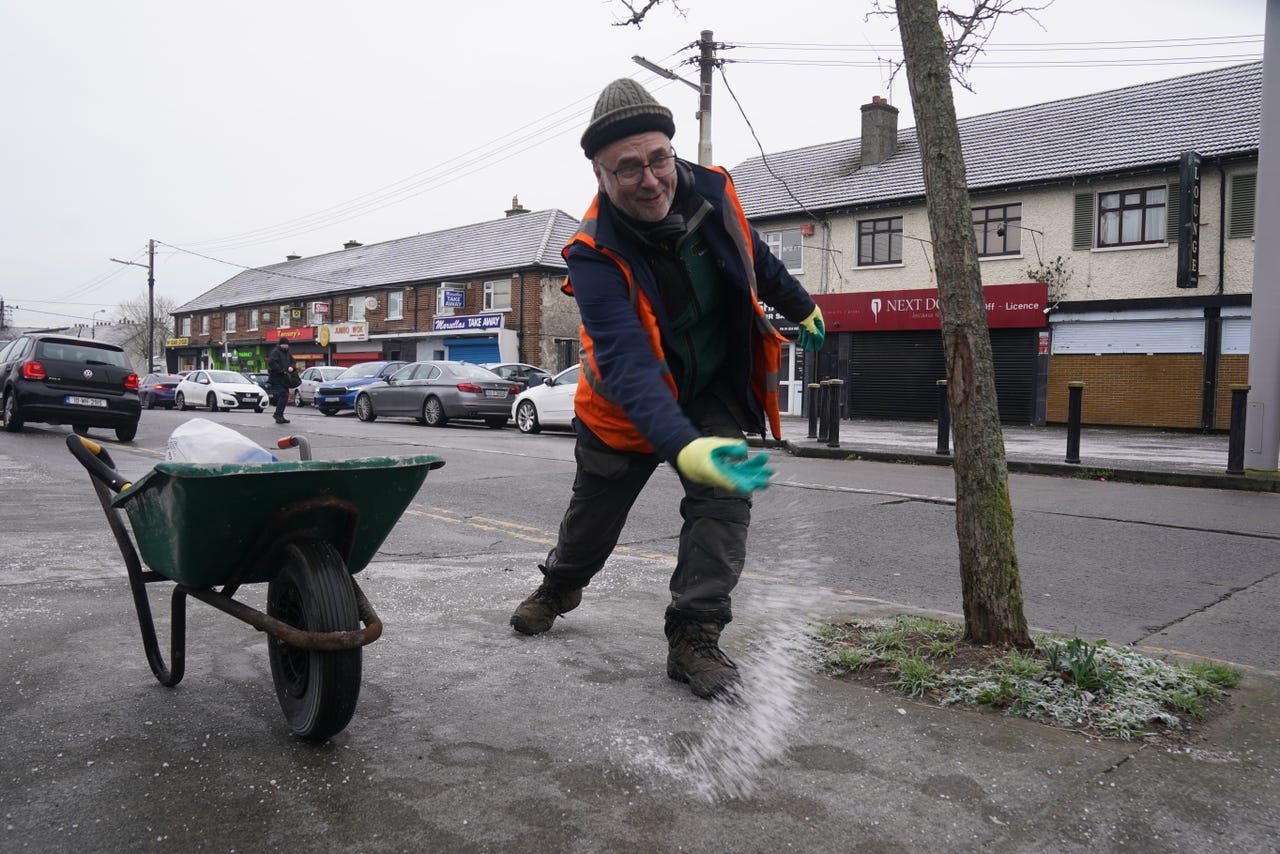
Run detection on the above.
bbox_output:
[845,329,1038,422]
[445,337,500,364]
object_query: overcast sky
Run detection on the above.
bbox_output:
[0,0,1265,331]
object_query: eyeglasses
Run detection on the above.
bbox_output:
[598,149,677,186]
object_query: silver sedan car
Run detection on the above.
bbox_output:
[353,361,519,428]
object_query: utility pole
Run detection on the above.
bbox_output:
[1246,0,1280,472]
[633,29,718,166]
[147,239,155,371]
[696,30,715,167]
[0,295,6,331]
[108,238,157,370]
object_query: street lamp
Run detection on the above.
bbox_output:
[91,308,108,339]
[109,239,155,370]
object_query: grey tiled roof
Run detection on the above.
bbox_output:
[732,62,1262,219]
[175,209,580,313]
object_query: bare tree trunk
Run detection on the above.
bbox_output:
[895,0,1031,647]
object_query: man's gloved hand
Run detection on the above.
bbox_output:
[798,305,825,351]
[676,437,774,494]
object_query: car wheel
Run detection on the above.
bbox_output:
[164,403,174,410]
[320,407,338,416]
[516,400,541,434]
[115,423,138,442]
[422,396,448,427]
[207,393,220,413]
[355,394,377,422]
[484,415,507,429]
[72,424,89,437]
[255,406,264,413]
[175,391,189,411]
[145,393,156,410]
[295,392,305,408]
[1,393,24,432]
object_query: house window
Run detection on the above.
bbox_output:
[200,315,209,335]
[765,228,803,272]
[225,312,237,333]
[181,317,192,336]
[387,290,404,320]
[973,203,1022,257]
[484,279,511,311]
[1098,187,1167,248]
[249,309,259,331]
[1229,173,1257,239]
[348,296,366,322]
[279,305,291,329]
[857,216,903,266]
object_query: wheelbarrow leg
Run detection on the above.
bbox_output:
[91,478,186,687]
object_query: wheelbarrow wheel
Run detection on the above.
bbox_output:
[266,541,362,741]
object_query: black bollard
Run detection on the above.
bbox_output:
[816,380,830,442]
[807,383,821,439]
[1065,381,1084,464]
[935,379,951,455]
[1227,384,1251,475]
[826,379,844,448]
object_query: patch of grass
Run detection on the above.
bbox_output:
[1184,661,1243,688]
[809,615,1241,741]
[1074,467,1115,481]
[890,655,939,697]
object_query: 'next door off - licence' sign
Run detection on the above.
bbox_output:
[812,282,1048,333]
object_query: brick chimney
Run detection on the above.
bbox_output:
[285,253,301,261]
[343,240,363,249]
[505,195,529,217]
[860,96,899,168]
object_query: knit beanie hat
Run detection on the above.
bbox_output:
[580,78,676,159]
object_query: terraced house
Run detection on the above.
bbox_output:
[167,202,582,376]
[733,62,1260,430]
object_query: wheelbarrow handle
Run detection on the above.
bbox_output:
[66,433,132,493]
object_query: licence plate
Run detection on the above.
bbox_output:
[484,389,506,398]
[66,396,108,408]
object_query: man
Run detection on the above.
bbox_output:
[509,78,825,700]
[266,338,297,424]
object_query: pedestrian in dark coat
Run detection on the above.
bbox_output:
[266,339,296,424]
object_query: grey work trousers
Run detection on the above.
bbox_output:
[540,391,752,626]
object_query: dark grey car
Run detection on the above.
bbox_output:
[0,334,142,442]
[353,361,519,428]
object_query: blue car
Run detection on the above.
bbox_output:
[313,360,408,415]
[138,372,184,410]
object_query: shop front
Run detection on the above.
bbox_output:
[812,282,1049,424]
[265,327,327,366]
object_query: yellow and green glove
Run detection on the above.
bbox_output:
[798,305,825,351]
[676,437,774,494]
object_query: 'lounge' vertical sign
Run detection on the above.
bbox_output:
[1177,151,1201,288]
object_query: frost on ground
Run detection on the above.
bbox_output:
[617,607,813,802]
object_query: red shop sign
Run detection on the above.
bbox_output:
[813,282,1047,332]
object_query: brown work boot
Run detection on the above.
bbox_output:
[510,580,582,635]
[666,619,742,700]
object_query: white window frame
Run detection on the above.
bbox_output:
[225,312,237,333]
[438,282,465,315]
[765,228,803,273]
[200,315,209,335]
[279,305,291,329]
[181,317,192,336]
[484,279,511,312]
[249,309,259,331]
[387,290,404,320]
[348,296,366,322]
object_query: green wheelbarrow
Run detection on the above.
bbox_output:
[67,432,445,741]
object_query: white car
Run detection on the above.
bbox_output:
[175,369,269,412]
[512,364,579,433]
[294,365,346,406]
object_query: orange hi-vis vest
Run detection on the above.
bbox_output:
[562,166,786,455]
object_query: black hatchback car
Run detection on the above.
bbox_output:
[0,334,142,442]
